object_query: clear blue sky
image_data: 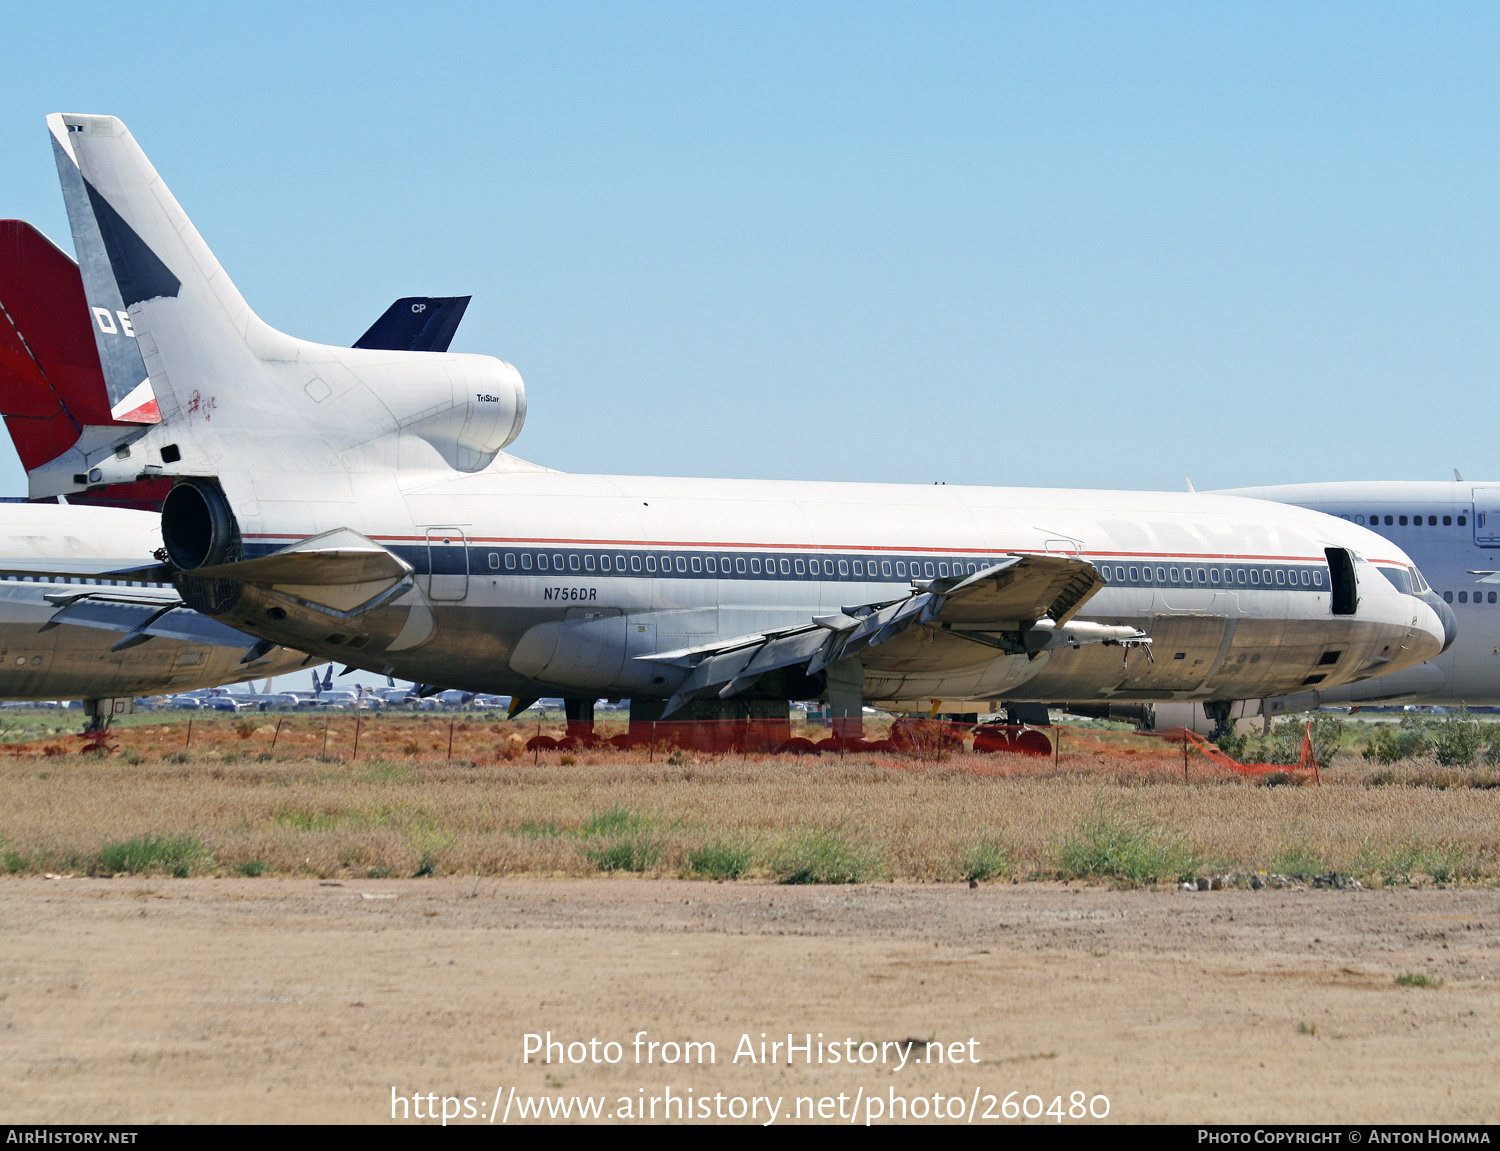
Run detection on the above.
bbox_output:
[1,2,1497,494]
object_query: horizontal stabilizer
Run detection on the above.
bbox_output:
[195,529,412,585]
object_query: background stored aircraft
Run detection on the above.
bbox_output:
[19,113,1454,737]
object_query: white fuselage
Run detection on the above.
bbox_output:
[199,467,1449,707]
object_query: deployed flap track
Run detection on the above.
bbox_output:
[638,555,1148,716]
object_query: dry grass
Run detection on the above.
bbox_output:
[0,715,1496,885]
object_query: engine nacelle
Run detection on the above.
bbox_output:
[374,355,527,472]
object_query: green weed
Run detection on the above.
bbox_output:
[1394,973,1442,988]
[1058,812,1196,886]
[957,840,1013,883]
[237,859,268,877]
[97,833,207,877]
[775,828,880,885]
[687,841,752,880]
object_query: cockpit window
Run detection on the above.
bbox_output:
[1377,566,1413,595]
[1409,566,1431,594]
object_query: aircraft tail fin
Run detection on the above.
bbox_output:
[0,220,118,471]
[355,296,471,353]
[47,114,272,424]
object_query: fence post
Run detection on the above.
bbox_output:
[447,720,455,760]
[1054,725,1060,768]
[271,717,284,750]
[1183,730,1189,783]
[185,719,192,749]
[353,714,362,761]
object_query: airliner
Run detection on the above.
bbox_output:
[26,113,1453,736]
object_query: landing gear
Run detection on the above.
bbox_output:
[1202,699,1234,742]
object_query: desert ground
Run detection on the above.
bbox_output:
[0,714,1496,1124]
[0,877,1495,1125]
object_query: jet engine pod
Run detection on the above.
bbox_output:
[388,356,527,472]
[160,477,240,570]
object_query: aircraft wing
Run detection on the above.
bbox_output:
[41,586,273,653]
[642,554,1145,716]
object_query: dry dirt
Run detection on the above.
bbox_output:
[1,876,1496,1125]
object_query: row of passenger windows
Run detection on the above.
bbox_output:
[1101,564,1322,588]
[1343,513,1466,527]
[489,551,990,579]
[0,575,159,586]
[475,550,1323,589]
[1445,590,1497,604]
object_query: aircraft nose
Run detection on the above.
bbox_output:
[1426,591,1459,654]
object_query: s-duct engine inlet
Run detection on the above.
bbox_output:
[161,478,240,570]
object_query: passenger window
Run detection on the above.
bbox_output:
[1300,570,1309,585]
[646,555,656,573]
[1429,516,1438,526]
[1129,566,1139,581]
[1355,515,1365,524]
[1153,566,1164,582]
[1399,516,1408,526]
[600,555,612,571]
[1275,570,1285,585]
[691,556,702,573]
[676,556,687,573]
[486,552,499,571]
[521,553,532,570]
[1250,569,1260,585]
[1209,568,1219,582]
[1197,568,1206,582]
[895,561,906,576]
[1384,516,1394,525]
[705,556,715,573]
[1490,592,1497,604]
[1116,566,1126,580]
[1459,515,1468,526]
[631,555,642,572]
[750,558,761,574]
[1169,567,1179,582]
[1313,571,1322,586]
[852,560,863,576]
[966,563,976,574]
[537,554,549,571]
[505,553,516,570]
[736,557,746,574]
[923,562,934,577]
[721,555,731,570]
[569,555,580,571]
[1444,591,1453,603]
[938,562,950,577]
[1460,591,1469,603]
[794,558,805,575]
[585,554,596,571]
[553,553,564,570]
[882,561,892,576]
[838,559,849,576]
